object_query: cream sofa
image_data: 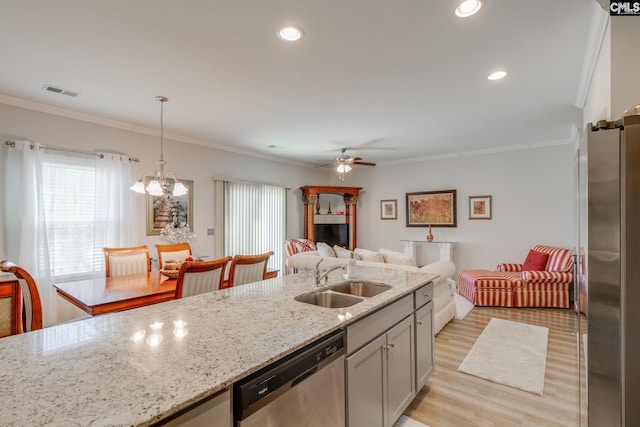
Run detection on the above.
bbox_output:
[287,251,457,335]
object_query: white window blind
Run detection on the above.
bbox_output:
[223,181,286,272]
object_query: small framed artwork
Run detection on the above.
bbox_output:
[406,189,457,227]
[146,178,194,235]
[380,199,397,220]
[469,195,492,220]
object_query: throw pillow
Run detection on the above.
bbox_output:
[379,248,417,266]
[333,245,355,259]
[522,250,549,271]
[316,242,337,258]
[354,248,385,263]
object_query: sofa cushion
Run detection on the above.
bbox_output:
[333,245,355,259]
[354,248,385,263]
[379,248,417,266]
[316,242,336,258]
[531,245,573,272]
[522,250,549,272]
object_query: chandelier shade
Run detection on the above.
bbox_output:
[130,96,187,198]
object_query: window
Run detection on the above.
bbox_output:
[39,150,137,281]
[221,181,286,272]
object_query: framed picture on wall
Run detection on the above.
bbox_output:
[380,199,397,220]
[468,195,492,220]
[146,178,194,235]
[406,189,457,227]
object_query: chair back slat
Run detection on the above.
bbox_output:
[156,243,192,268]
[227,251,274,288]
[175,257,231,299]
[104,245,150,277]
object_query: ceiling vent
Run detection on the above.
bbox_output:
[42,84,80,98]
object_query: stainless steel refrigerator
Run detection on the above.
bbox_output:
[586,113,640,426]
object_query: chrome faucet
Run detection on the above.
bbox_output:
[313,259,346,286]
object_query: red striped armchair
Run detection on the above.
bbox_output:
[458,245,574,308]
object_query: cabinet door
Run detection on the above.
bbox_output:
[415,300,434,391]
[386,316,415,427]
[346,334,387,427]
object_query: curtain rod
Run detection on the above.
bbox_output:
[5,140,139,163]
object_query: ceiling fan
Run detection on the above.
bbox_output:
[335,148,376,180]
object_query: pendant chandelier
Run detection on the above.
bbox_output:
[130,96,188,197]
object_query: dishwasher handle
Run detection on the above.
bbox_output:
[290,366,318,388]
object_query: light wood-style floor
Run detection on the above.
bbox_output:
[404,306,587,427]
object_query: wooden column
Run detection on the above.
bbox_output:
[344,194,359,250]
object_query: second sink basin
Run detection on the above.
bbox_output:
[330,281,391,297]
[295,291,363,308]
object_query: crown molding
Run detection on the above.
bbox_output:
[0,92,310,168]
[575,1,609,109]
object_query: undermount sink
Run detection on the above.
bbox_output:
[295,291,364,308]
[330,281,391,297]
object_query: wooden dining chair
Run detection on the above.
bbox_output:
[156,243,192,268]
[175,257,232,299]
[225,251,274,288]
[0,260,43,335]
[103,245,151,277]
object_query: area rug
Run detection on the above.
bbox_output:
[454,292,475,320]
[393,415,431,427]
[458,318,549,395]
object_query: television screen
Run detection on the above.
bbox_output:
[314,224,349,248]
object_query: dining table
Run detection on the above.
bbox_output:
[54,271,177,316]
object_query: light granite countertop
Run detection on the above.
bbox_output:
[0,266,435,426]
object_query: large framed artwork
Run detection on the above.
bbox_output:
[146,178,194,235]
[469,195,492,220]
[406,189,457,227]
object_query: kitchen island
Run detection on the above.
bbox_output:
[0,265,435,426]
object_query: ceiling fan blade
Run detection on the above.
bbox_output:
[345,157,362,164]
[352,161,376,167]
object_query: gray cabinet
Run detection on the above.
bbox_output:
[345,295,416,427]
[414,283,435,391]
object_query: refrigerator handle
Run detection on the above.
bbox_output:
[572,253,579,313]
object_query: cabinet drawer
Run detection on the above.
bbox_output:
[414,282,434,309]
[346,294,413,355]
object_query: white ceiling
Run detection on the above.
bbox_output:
[0,1,594,166]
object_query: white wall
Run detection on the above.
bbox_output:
[0,102,578,275]
[345,144,576,272]
[0,102,328,261]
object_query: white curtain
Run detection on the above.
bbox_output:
[4,140,55,327]
[3,141,138,326]
[94,152,138,249]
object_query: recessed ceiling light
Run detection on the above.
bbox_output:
[278,26,303,42]
[455,0,482,17]
[488,70,507,81]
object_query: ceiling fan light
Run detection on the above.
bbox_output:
[172,181,188,197]
[337,164,352,173]
[455,0,482,17]
[130,180,146,193]
[146,180,164,196]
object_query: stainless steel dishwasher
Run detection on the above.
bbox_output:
[234,330,345,427]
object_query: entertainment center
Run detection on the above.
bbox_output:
[299,185,362,249]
